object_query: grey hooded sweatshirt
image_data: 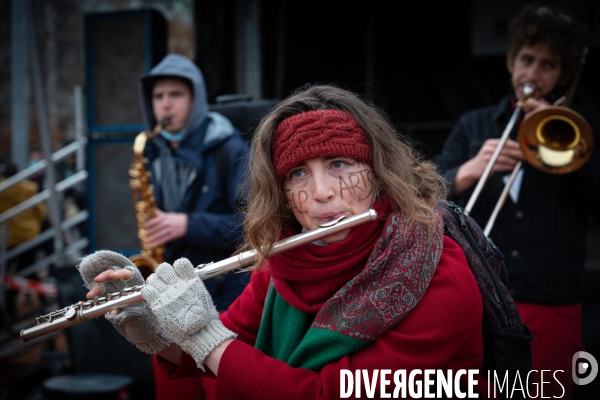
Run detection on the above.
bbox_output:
[137,54,250,310]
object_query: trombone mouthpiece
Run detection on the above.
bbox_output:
[523,83,535,97]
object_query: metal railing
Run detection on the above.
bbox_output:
[0,140,88,312]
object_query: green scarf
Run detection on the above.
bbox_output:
[255,207,444,371]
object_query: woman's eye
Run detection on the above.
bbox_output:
[331,160,347,169]
[289,169,304,178]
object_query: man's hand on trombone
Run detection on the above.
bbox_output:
[522,96,554,114]
[454,138,525,195]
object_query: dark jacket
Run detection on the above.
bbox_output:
[139,54,250,310]
[436,95,600,304]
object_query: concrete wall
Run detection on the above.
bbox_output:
[0,0,194,162]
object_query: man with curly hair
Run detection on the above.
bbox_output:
[437,4,600,398]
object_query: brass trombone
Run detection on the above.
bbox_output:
[465,48,593,236]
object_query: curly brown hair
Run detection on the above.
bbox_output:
[507,4,586,85]
[237,84,447,269]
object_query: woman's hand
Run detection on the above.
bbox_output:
[142,258,237,371]
[85,267,134,299]
[77,250,172,354]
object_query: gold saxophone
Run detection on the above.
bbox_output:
[128,118,169,278]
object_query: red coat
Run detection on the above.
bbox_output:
[158,236,484,399]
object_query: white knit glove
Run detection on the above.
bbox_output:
[142,258,237,369]
[77,250,172,354]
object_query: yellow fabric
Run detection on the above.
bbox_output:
[0,178,47,247]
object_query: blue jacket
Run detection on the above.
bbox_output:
[139,54,250,310]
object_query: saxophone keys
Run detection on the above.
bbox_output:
[130,181,141,190]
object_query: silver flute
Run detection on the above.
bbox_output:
[21,209,378,342]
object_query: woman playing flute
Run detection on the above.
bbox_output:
[79,84,484,399]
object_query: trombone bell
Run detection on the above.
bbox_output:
[518,106,593,174]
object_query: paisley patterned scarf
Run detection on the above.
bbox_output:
[255,198,445,370]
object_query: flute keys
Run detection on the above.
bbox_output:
[65,306,77,320]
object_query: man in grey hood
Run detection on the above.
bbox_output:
[138,53,250,312]
[77,54,249,400]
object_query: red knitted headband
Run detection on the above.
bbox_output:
[272,110,372,180]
